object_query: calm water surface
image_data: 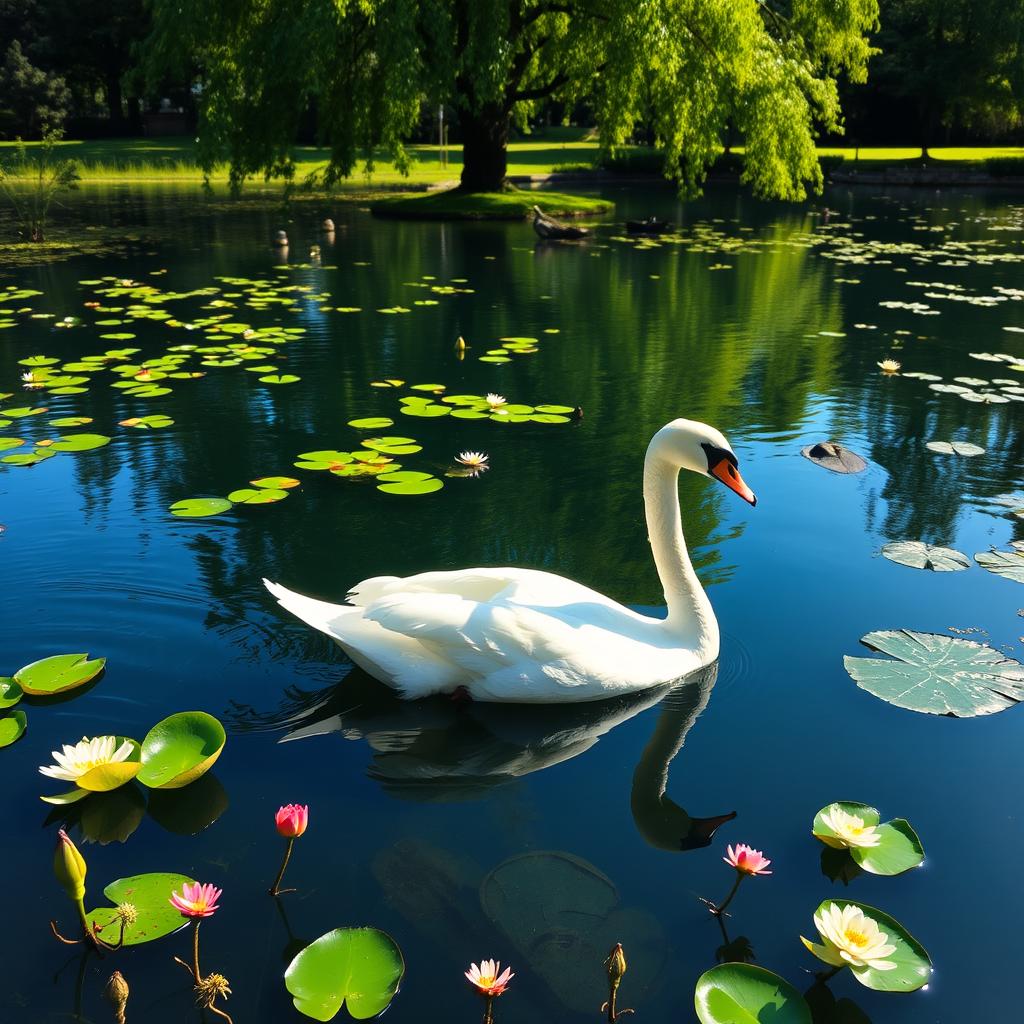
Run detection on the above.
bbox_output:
[1,184,1023,1023]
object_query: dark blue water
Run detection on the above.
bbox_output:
[1,184,1022,1023]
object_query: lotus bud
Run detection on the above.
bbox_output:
[105,971,129,1023]
[54,829,86,902]
[606,943,627,984]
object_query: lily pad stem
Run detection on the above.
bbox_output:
[710,873,744,916]
[483,994,495,1024]
[193,920,202,980]
[269,837,296,896]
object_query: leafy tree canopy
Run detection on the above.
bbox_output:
[873,0,1024,148]
[150,0,879,197]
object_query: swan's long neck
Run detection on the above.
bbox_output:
[643,445,719,655]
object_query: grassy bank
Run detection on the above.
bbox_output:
[5,129,1023,188]
[370,188,611,220]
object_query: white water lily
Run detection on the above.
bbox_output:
[877,359,901,374]
[39,735,134,783]
[485,393,507,410]
[21,371,43,388]
[802,903,897,972]
[456,451,489,471]
[819,805,882,849]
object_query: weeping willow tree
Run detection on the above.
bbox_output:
[148,0,878,197]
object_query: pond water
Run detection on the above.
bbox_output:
[1,183,1023,1024]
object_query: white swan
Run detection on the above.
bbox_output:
[264,419,756,702]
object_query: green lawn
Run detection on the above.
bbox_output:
[2,130,1022,187]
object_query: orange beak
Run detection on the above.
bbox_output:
[711,459,757,506]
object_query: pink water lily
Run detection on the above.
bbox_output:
[466,959,514,997]
[170,882,222,918]
[724,843,772,876]
[275,804,309,838]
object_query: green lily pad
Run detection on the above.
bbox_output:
[260,374,301,384]
[535,404,575,414]
[0,677,22,709]
[844,629,1024,716]
[531,413,571,423]
[399,404,449,418]
[363,437,422,455]
[295,451,354,470]
[120,415,174,429]
[49,434,111,453]
[695,963,811,1024]
[348,417,394,429]
[19,355,59,367]
[228,487,289,504]
[87,872,197,946]
[2,450,57,466]
[14,653,106,696]
[812,802,924,875]
[975,548,1024,583]
[0,710,27,748]
[1,407,48,418]
[881,541,970,571]
[0,438,24,452]
[450,409,489,420]
[802,900,931,992]
[50,417,94,427]
[251,476,300,489]
[285,927,405,1021]
[137,711,226,789]
[169,498,233,518]
[77,737,143,792]
[376,470,444,496]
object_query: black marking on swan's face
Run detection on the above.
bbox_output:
[701,442,737,475]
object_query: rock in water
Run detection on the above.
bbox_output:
[801,440,867,474]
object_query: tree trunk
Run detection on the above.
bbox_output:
[458,104,509,192]
[106,72,125,130]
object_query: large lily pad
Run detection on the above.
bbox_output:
[228,487,289,504]
[169,498,233,518]
[87,872,196,946]
[14,653,106,696]
[695,963,811,1024]
[285,927,405,1021]
[881,541,969,572]
[137,711,226,789]
[812,801,924,875]
[844,629,1024,716]
[0,710,27,748]
[49,433,111,452]
[975,548,1024,584]
[0,677,22,709]
[802,900,931,992]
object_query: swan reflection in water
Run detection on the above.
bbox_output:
[229,662,734,851]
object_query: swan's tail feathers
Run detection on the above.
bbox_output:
[262,578,358,639]
[262,579,459,700]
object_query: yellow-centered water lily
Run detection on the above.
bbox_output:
[802,903,897,972]
[877,359,901,374]
[39,735,135,785]
[819,804,882,849]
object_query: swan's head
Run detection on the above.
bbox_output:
[648,419,756,506]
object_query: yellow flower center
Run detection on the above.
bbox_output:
[844,928,870,948]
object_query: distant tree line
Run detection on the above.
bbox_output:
[1,0,1022,158]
